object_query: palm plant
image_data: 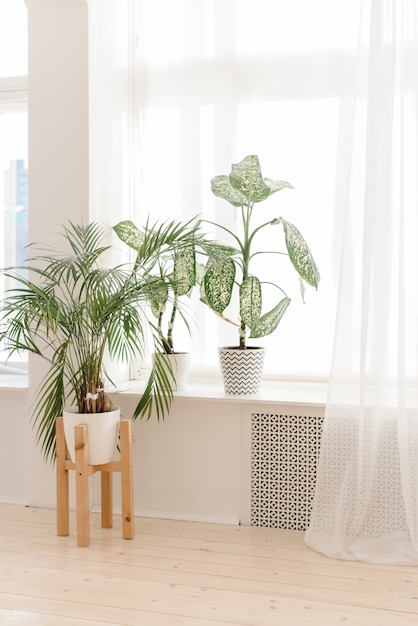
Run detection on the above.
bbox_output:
[0,220,204,463]
[201,154,320,347]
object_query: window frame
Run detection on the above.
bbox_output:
[0,76,27,111]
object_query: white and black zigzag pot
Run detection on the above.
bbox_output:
[218,346,265,395]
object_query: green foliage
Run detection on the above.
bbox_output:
[0,221,196,463]
[114,217,229,354]
[201,155,320,348]
[203,258,235,315]
[281,219,320,289]
[240,276,262,329]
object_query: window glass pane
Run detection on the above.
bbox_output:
[141,0,212,63]
[235,0,363,55]
[0,0,27,76]
[235,99,339,376]
[139,0,362,64]
[0,111,28,261]
[0,111,28,363]
[140,108,181,219]
[0,0,28,366]
[93,0,366,377]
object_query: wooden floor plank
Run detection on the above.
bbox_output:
[1,504,418,625]
[0,549,401,610]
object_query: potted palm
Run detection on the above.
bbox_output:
[0,220,203,464]
[201,154,320,394]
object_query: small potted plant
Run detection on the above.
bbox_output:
[114,217,226,390]
[201,154,320,394]
[0,220,203,464]
[114,217,201,390]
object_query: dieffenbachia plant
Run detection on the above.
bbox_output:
[114,217,200,354]
[114,217,227,355]
[201,154,320,348]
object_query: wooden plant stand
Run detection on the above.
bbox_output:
[56,417,134,547]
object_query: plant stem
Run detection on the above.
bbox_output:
[166,293,179,353]
[239,201,254,349]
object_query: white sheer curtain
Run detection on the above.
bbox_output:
[88,0,134,227]
[305,0,418,564]
[89,0,364,375]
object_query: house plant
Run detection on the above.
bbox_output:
[0,220,204,463]
[113,217,226,390]
[114,218,196,389]
[201,154,320,394]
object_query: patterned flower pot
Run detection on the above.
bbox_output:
[218,346,265,395]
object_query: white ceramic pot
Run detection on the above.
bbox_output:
[153,352,191,391]
[218,346,265,395]
[63,406,121,465]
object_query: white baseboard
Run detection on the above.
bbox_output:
[91,503,239,525]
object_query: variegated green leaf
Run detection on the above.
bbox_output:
[211,159,294,208]
[211,175,247,207]
[173,247,196,296]
[229,155,271,203]
[203,258,235,314]
[239,276,262,329]
[249,296,291,338]
[281,219,320,289]
[113,220,145,251]
[146,276,168,317]
[210,242,238,259]
[264,178,294,195]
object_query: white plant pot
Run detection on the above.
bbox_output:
[153,352,191,391]
[218,346,265,395]
[63,406,121,465]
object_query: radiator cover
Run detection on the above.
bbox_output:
[251,412,324,530]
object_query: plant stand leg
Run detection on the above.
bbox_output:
[56,417,69,536]
[101,470,113,529]
[120,419,134,539]
[74,424,90,547]
[56,418,134,546]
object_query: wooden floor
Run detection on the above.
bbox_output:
[1,504,418,625]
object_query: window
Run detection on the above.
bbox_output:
[89,0,364,379]
[0,0,28,367]
[121,0,364,378]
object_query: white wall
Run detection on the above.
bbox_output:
[0,388,30,504]
[27,0,89,240]
[27,0,89,507]
[0,0,90,506]
[105,394,250,525]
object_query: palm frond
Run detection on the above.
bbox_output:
[132,327,174,421]
[0,222,182,464]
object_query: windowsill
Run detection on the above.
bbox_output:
[113,372,328,407]
[0,374,28,389]
[0,363,28,389]
[0,370,328,406]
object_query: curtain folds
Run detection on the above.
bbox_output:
[89,0,133,227]
[305,0,418,564]
[89,2,418,558]
[89,0,354,373]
